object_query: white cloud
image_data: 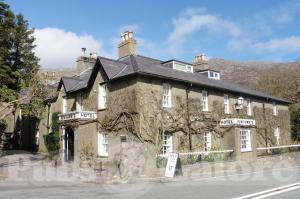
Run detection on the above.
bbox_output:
[251,36,300,53]
[34,28,103,68]
[168,8,241,55]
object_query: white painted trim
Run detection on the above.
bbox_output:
[156,149,234,157]
[257,144,300,150]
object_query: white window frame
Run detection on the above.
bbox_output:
[98,83,107,109]
[163,134,173,154]
[62,97,67,114]
[273,102,278,116]
[98,132,108,156]
[247,98,252,116]
[224,94,230,114]
[204,131,212,152]
[202,90,209,111]
[240,129,251,152]
[274,127,280,145]
[163,83,172,108]
[76,93,83,111]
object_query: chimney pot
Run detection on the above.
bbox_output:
[118,31,137,59]
[81,47,86,57]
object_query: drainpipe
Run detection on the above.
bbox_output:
[263,102,268,154]
[47,103,51,134]
[186,83,192,151]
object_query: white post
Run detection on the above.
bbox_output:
[62,128,65,162]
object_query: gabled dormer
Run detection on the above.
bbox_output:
[162,59,194,73]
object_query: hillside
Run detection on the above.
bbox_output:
[208,59,300,86]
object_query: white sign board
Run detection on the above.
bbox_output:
[220,118,255,127]
[164,153,178,178]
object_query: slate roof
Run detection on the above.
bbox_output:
[58,54,291,104]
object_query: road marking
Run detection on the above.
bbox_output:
[253,185,300,199]
[233,182,300,199]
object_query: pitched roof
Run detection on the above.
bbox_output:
[59,54,291,104]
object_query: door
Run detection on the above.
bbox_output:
[65,128,74,161]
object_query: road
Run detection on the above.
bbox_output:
[1,166,300,199]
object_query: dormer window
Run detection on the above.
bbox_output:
[163,60,193,73]
[208,71,220,80]
[198,70,220,80]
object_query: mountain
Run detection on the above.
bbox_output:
[208,59,300,86]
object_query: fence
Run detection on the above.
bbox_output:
[257,144,300,156]
[156,149,234,168]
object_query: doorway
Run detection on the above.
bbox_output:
[65,128,74,161]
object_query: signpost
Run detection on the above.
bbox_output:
[165,153,179,178]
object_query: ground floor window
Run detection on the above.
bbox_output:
[98,132,108,156]
[204,131,212,151]
[163,134,172,154]
[240,129,251,152]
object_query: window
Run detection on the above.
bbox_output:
[171,61,194,73]
[62,97,67,113]
[224,94,230,114]
[163,134,172,154]
[208,71,220,80]
[163,83,172,107]
[273,102,278,116]
[247,99,252,116]
[98,133,108,156]
[274,127,280,145]
[98,84,107,109]
[202,90,208,111]
[204,131,212,152]
[240,129,251,152]
[76,93,83,111]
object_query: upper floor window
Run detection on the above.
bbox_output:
[202,90,208,111]
[98,132,108,156]
[224,94,230,114]
[62,97,67,113]
[163,134,173,154]
[247,99,252,116]
[76,93,83,111]
[204,131,212,152]
[98,83,107,109]
[240,129,251,152]
[208,71,220,80]
[274,127,280,145]
[273,102,278,116]
[163,83,172,107]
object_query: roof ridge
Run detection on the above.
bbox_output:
[136,54,163,62]
[98,56,128,65]
[130,55,139,72]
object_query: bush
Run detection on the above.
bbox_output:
[0,120,7,134]
[156,156,167,168]
[291,108,300,141]
[44,131,60,158]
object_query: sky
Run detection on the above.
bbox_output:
[6,0,300,68]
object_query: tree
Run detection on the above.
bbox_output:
[291,109,300,141]
[0,1,40,102]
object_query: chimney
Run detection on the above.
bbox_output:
[76,48,97,74]
[118,31,137,59]
[194,53,210,71]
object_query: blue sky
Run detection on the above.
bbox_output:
[6,0,300,68]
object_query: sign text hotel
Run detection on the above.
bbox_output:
[220,118,256,127]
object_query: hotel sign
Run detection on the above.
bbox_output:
[220,118,255,127]
[59,111,97,121]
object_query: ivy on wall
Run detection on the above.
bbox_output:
[44,112,60,157]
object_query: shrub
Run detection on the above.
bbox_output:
[44,131,60,157]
